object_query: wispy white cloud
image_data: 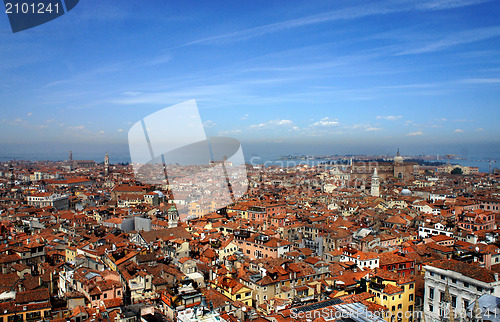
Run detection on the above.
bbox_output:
[397,25,500,55]
[366,127,382,131]
[311,117,339,127]
[178,3,397,47]
[1,117,48,130]
[68,125,86,131]
[454,128,464,133]
[416,0,491,10]
[407,131,424,136]
[276,119,293,126]
[203,120,216,128]
[144,54,172,66]
[250,119,293,128]
[376,81,444,90]
[218,129,243,136]
[459,78,500,84]
[177,0,490,47]
[377,115,403,121]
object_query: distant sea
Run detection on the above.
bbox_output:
[246,153,500,173]
[0,152,498,173]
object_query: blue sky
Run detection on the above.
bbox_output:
[1,0,500,161]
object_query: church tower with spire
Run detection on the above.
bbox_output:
[104,153,110,176]
[371,167,380,197]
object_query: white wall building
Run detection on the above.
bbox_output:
[423,259,500,322]
[339,247,379,269]
[418,222,453,239]
[26,192,69,210]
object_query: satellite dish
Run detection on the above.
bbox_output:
[242,307,247,312]
[475,247,479,252]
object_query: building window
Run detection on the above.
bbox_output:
[429,288,434,300]
[429,304,434,312]
[464,282,469,288]
[409,294,414,301]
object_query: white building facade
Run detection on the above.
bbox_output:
[423,259,500,322]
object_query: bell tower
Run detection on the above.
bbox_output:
[104,153,110,176]
[370,168,380,197]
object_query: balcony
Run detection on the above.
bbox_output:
[369,281,385,292]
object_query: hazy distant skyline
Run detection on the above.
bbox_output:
[1,0,500,159]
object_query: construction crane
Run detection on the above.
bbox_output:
[489,160,497,174]
[445,154,457,166]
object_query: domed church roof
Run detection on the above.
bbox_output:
[400,188,412,196]
[394,149,404,164]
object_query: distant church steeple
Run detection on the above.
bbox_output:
[370,167,380,197]
[104,153,110,176]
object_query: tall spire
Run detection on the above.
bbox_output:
[442,283,454,322]
[472,295,481,321]
[443,283,451,303]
